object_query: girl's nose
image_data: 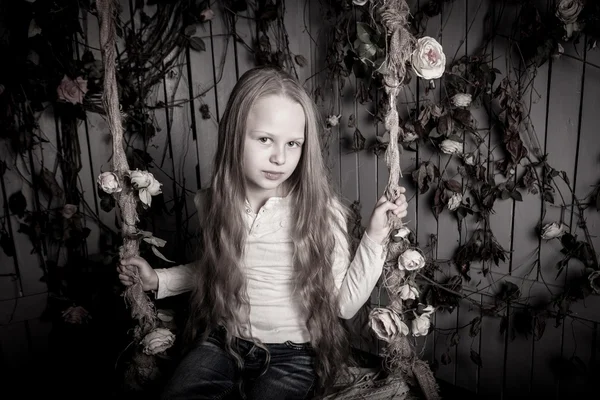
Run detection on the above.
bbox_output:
[269,146,286,165]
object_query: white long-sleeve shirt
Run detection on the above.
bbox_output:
[154,191,385,344]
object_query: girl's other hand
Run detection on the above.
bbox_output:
[118,256,159,292]
[365,187,408,244]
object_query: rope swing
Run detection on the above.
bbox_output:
[378,1,440,399]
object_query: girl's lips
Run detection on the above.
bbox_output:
[263,171,284,180]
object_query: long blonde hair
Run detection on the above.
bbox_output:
[184,66,351,391]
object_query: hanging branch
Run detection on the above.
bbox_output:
[97,0,156,336]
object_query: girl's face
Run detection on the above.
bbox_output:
[243,94,305,202]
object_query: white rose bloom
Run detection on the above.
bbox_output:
[411,36,446,80]
[556,0,583,24]
[141,327,175,355]
[402,131,419,142]
[130,169,153,189]
[421,305,435,316]
[139,189,152,207]
[369,307,409,342]
[541,222,568,240]
[451,93,472,107]
[62,204,77,219]
[353,0,369,5]
[326,114,341,127]
[411,313,431,337]
[97,171,122,194]
[463,152,476,166]
[398,249,426,271]
[447,193,462,211]
[399,284,419,300]
[440,139,462,155]
[556,0,584,38]
[147,176,163,196]
[393,226,412,240]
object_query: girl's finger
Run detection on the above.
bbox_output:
[375,194,388,206]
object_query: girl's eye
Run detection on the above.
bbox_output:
[259,137,271,144]
[287,141,301,148]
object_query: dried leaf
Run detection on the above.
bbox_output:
[143,236,167,248]
[445,179,462,193]
[533,315,546,341]
[151,246,175,263]
[100,194,115,212]
[351,128,365,152]
[437,114,452,136]
[412,162,438,194]
[189,36,206,52]
[450,331,460,346]
[356,22,374,43]
[453,108,472,127]
[470,349,483,367]
[510,190,523,201]
[0,232,15,257]
[294,54,307,67]
[347,114,356,128]
[561,171,570,186]
[9,191,27,218]
[433,187,446,219]
[441,351,452,365]
[469,317,482,337]
[184,25,197,36]
[39,168,64,199]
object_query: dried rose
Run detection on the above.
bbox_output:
[326,114,341,128]
[129,169,153,189]
[451,93,472,108]
[399,284,419,300]
[97,171,122,194]
[440,139,462,155]
[57,75,88,105]
[541,222,568,240]
[402,131,419,143]
[447,193,462,211]
[556,0,584,39]
[62,204,77,219]
[146,177,162,196]
[556,0,583,24]
[369,307,409,342]
[398,249,426,271]
[200,8,215,22]
[141,328,175,355]
[463,152,476,166]
[392,226,412,241]
[411,36,446,80]
[411,312,432,336]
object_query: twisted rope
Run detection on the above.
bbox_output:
[97,0,156,337]
[378,1,440,399]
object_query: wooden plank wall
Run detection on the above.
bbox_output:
[1,0,598,398]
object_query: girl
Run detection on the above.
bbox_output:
[118,65,408,400]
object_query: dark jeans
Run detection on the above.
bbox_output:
[160,328,316,400]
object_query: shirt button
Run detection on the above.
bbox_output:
[246,208,251,213]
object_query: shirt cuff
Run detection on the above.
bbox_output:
[154,268,170,300]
